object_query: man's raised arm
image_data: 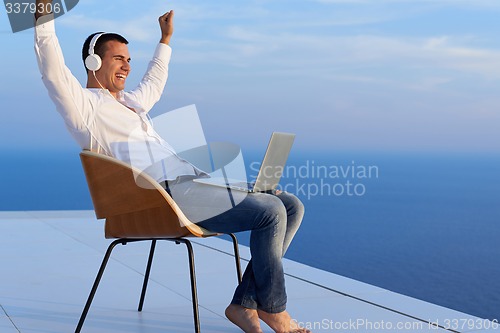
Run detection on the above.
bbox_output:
[130,9,175,112]
[34,0,93,139]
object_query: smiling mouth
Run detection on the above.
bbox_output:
[116,74,127,81]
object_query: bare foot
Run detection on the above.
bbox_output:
[225,304,263,333]
[257,309,311,333]
[290,317,311,333]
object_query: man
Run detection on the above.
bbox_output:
[34,1,309,332]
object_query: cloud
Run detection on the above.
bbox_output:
[176,24,500,83]
[57,14,158,43]
[4,0,500,152]
[55,1,270,42]
[311,0,500,7]
[22,0,500,83]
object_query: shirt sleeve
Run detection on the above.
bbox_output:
[126,43,172,113]
[34,14,94,138]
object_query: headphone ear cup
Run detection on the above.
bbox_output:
[85,54,102,71]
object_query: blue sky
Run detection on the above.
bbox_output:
[1,0,500,153]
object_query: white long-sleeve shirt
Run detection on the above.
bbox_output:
[34,15,202,182]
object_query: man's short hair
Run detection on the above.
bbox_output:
[82,32,129,72]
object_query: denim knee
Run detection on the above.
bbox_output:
[279,192,304,226]
[285,193,304,217]
[254,195,288,230]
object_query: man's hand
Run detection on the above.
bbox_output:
[35,0,53,20]
[159,10,174,45]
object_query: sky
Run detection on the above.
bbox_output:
[1,0,500,153]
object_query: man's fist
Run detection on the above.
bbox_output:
[35,0,53,20]
[159,10,174,45]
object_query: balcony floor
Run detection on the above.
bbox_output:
[0,211,498,333]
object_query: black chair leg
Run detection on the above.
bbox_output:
[228,233,242,284]
[76,236,235,333]
[138,239,157,311]
[175,239,200,333]
[75,238,125,333]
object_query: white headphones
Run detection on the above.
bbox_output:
[85,32,106,71]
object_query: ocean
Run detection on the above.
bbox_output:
[1,149,499,320]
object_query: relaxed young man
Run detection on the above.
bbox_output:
[34,1,309,332]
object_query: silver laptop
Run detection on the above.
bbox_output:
[193,132,295,192]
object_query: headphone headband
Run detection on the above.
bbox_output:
[88,32,106,57]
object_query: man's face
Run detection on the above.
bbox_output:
[94,40,131,95]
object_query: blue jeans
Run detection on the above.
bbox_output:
[167,179,305,313]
